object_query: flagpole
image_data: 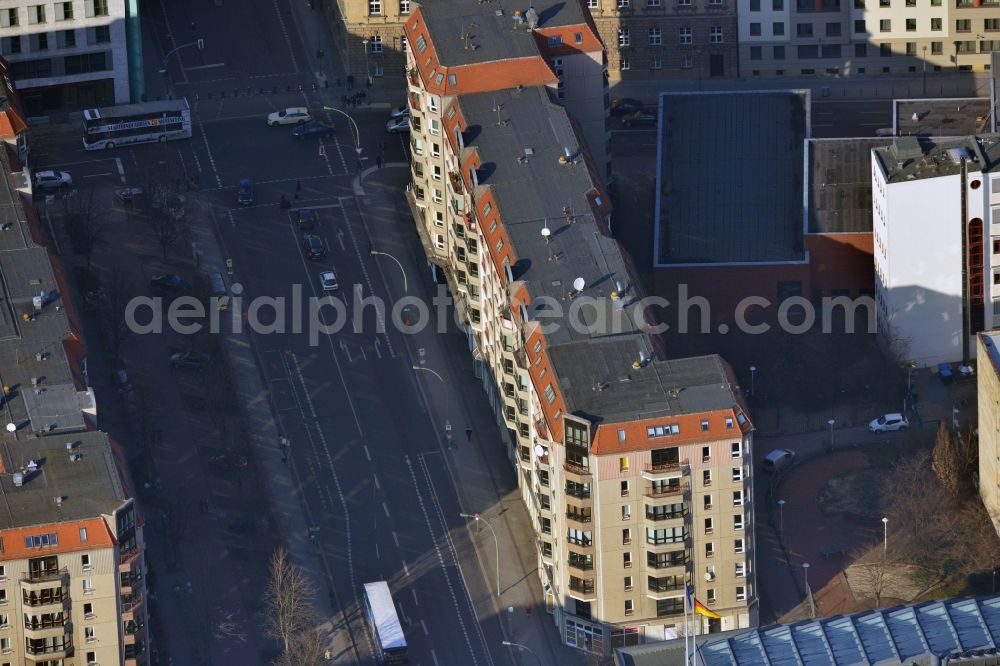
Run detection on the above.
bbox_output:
[685,584,691,666]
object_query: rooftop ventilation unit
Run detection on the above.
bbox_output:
[26,460,37,472]
[53,496,62,506]
[947,146,975,165]
[525,6,538,29]
[12,472,22,487]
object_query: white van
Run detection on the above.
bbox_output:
[762,449,796,473]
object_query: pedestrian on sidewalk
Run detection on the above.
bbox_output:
[465,426,473,442]
[347,74,355,90]
[376,154,383,169]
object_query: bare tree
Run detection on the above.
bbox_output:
[140,167,189,260]
[101,268,134,361]
[262,548,317,656]
[162,500,192,567]
[849,546,895,609]
[933,422,965,499]
[213,608,248,644]
[273,629,326,666]
[62,190,106,271]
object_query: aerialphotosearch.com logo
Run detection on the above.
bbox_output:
[124,283,877,346]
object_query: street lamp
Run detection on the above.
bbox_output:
[502,641,542,666]
[922,45,928,96]
[882,516,889,558]
[370,250,408,292]
[827,419,835,452]
[322,106,363,168]
[158,38,206,75]
[412,365,451,446]
[803,562,815,618]
[362,38,371,87]
[461,512,500,598]
[777,499,785,533]
[749,365,756,397]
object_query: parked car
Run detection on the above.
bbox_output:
[762,449,796,473]
[293,120,335,140]
[869,413,909,433]
[302,234,327,260]
[386,117,410,134]
[319,270,339,291]
[296,209,317,230]
[237,179,254,206]
[610,97,643,116]
[267,107,311,126]
[938,362,954,385]
[34,170,73,190]
[208,452,249,471]
[150,274,190,293]
[622,109,657,128]
[390,104,410,119]
[169,351,212,370]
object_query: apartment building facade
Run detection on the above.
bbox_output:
[737,0,1000,77]
[980,332,1000,536]
[403,4,756,653]
[870,135,1000,366]
[0,0,141,114]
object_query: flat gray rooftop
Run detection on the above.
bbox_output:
[808,138,892,234]
[874,133,1000,183]
[418,0,587,68]
[0,431,125,529]
[896,98,991,137]
[656,91,809,265]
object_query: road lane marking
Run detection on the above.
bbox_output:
[115,157,125,184]
[82,172,113,178]
[272,0,301,73]
[363,445,371,461]
[382,502,390,517]
[376,543,380,559]
[432,649,440,666]
[197,122,223,188]
[373,473,380,489]
[184,62,226,71]
[402,559,410,576]
[338,200,396,357]
[421,619,429,636]
[392,531,400,547]
[412,588,419,606]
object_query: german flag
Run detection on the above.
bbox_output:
[686,584,722,620]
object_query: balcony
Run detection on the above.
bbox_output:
[648,555,688,573]
[565,487,592,504]
[22,589,66,610]
[568,579,596,600]
[565,511,593,525]
[21,567,67,587]
[514,347,529,370]
[563,461,592,480]
[647,578,685,600]
[408,91,421,111]
[25,640,71,658]
[642,459,690,480]
[646,537,689,553]
[645,508,687,524]
[122,591,145,613]
[566,535,594,549]
[119,545,141,566]
[645,483,688,500]
[567,556,595,572]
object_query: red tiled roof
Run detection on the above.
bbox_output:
[0,518,115,561]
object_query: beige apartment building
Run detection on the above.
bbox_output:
[737,0,1000,77]
[402,3,757,653]
[980,332,1000,534]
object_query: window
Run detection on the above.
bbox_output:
[85,626,95,642]
[733,490,744,506]
[625,599,634,615]
[57,30,75,48]
[987,18,1000,31]
[431,142,440,157]
[773,0,784,7]
[618,0,630,7]
[648,27,661,45]
[735,538,745,553]
[773,22,784,36]
[85,0,109,17]
[734,514,745,530]
[624,575,633,591]
[369,0,382,14]
[432,165,442,181]
[82,579,93,593]
[0,566,4,580]
[736,561,747,577]
[855,20,866,34]
[704,517,714,534]
[880,43,892,57]
[620,456,629,472]
[705,542,715,558]
[905,18,915,32]
[679,27,692,45]
[736,586,747,601]
[826,22,841,37]
[731,442,741,458]
[957,19,971,32]
[622,505,631,520]
[932,17,942,31]
[87,652,97,665]
[416,35,427,53]
[429,118,440,136]
[370,35,382,53]
[648,0,661,5]
[588,0,598,6]
[31,33,48,51]
[10,58,53,78]
[797,23,813,37]
[774,45,785,59]
[55,1,73,20]
[681,53,691,68]
[622,528,632,545]
[400,0,411,13]
[547,35,562,47]
[88,25,111,44]
[750,0,760,7]
[544,384,556,404]
[709,26,723,43]
[702,446,711,462]
[0,37,20,56]
[621,480,629,496]
[650,54,662,69]
[880,19,891,32]
[0,9,18,27]
[703,494,713,509]
[28,5,45,24]
[624,551,632,567]
[83,602,94,617]
[906,42,916,55]
[618,28,630,47]
[0,637,8,652]
[732,466,743,482]
[0,590,6,604]
[702,470,712,486]
[81,554,91,570]
[495,238,504,253]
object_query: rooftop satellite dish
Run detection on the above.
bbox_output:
[5,423,14,433]
[541,226,551,241]
[533,444,545,458]
[573,277,586,292]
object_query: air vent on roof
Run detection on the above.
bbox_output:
[495,8,504,16]
[525,6,538,29]
[65,441,74,450]
[26,460,37,472]
[69,453,82,462]
[947,146,975,165]
[12,472,22,487]
[53,496,62,506]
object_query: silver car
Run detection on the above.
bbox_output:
[34,170,73,190]
[386,117,410,134]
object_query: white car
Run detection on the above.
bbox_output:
[869,413,909,433]
[319,271,339,291]
[34,170,72,190]
[267,107,312,126]
[389,105,410,119]
[386,117,410,134]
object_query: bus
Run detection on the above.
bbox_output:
[82,98,192,150]
[362,581,408,664]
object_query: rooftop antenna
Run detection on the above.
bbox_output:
[542,225,555,261]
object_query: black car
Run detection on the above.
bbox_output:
[610,97,643,116]
[296,209,317,230]
[302,234,327,260]
[150,274,190,293]
[622,109,658,128]
[293,120,336,140]
[169,351,212,370]
[237,179,254,206]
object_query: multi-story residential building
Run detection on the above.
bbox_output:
[870,135,1000,366]
[588,0,738,81]
[0,0,142,115]
[979,331,1000,535]
[738,0,1000,78]
[403,4,757,653]
[324,0,411,86]
[0,56,29,164]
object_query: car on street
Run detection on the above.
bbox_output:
[34,170,73,190]
[237,179,254,206]
[390,104,410,119]
[621,109,658,128]
[610,97,643,116]
[386,117,410,134]
[267,107,312,126]
[303,234,327,260]
[762,449,796,473]
[296,209,317,230]
[319,270,339,291]
[150,274,190,293]
[169,351,212,370]
[869,413,909,432]
[208,452,249,471]
[293,120,335,140]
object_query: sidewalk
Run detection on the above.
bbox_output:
[187,198,345,657]
[354,165,575,665]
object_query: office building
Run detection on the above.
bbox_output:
[403,4,757,653]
